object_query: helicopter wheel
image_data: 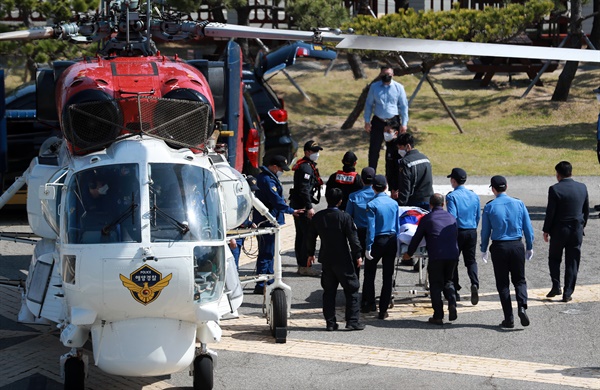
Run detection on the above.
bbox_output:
[269,288,287,343]
[63,356,85,390]
[193,355,214,390]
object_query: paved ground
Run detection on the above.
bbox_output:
[1,176,599,389]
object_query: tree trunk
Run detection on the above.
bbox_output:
[347,52,367,80]
[590,0,600,50]
[552,0,583,101]
[341,77,379,129]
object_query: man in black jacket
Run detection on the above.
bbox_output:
[290,140,324,276]
[326,151,363,211]
[542,161,589,302]
[307,188,365,331]
[395,133,434,210]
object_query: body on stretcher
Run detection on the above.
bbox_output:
[392,207,430,299]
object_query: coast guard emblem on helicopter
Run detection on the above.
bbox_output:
[119,265,173,305]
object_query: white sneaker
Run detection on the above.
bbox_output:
[298,267,320,276]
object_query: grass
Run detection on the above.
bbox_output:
[270,60,600,179]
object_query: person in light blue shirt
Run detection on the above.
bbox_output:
[363,66,409,171]
[445,168,481,305]
[480,175,534,329]
[346,167,376,281]
[361,175,400,320]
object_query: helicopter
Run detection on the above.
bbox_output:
[1,1,600,388]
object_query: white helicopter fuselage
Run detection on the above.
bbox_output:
[24,136,242,377]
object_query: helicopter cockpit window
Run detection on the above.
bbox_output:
[193,245,225,303]
[149,163,223,242]
[65,164,141,244]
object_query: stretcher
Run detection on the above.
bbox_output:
[391,207,430,302]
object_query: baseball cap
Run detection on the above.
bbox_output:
[268,155,290,171]
[342,151,357,164]
[447,168,467,182]
[490,175,507,190]
[372,174,387,191]
[246,175,259,191]
[304,140,323,152]
[361,167,375,184]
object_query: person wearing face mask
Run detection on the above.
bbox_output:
[395,133,434,211]
[326,151,364,211]
[253,155,304,294]
[364,66,409,171]
[290,140,324,276]
[383,122,400,199]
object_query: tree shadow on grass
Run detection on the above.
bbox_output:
[509,122,595,151]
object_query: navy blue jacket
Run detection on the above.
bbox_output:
[407,206,459,261]
[253,166,294,225]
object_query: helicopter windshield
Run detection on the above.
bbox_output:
[149,163,223,242]
[65,164,141,244]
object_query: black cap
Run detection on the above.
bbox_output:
[304,140,323,152]
[593,86,600,94]
[447,168,467,183]
[342,151,357,164]
[246,175,259,191]
[361,167,375,184]
[268,155,290,171]
[372,174,387,191]
[490,175,507,190]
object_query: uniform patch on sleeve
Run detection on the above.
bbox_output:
[304,173,311,180]
[271,186,277,192]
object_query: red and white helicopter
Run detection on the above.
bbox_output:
[0,1,598,388]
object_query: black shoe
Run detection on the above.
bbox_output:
[500,320,514,328]
[455,292,461,302]
[518,307,530,327]
[378,311,389,320]
[470,285,479,305]
[360,303,377,314]
[546,288,562,298]
[326,323,339,332]
[448,305,457,321]
[562,295,572,302]
[594,204,600,211]
[428,317,443,325]
[345,322,366,331]
[253,286,264,295]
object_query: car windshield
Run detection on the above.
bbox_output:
[65,164,141,244]
[149,163,223,242]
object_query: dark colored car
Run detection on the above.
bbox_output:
[1,81,58,204]
[242,41,337,165]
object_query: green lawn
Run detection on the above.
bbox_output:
[269,62,600,179]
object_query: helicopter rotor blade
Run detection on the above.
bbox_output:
[337,35,600,63]
[202,23,347,43]
[0,27,55,42]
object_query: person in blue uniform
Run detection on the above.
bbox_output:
[481,176,534,328]
[326,151,363,211]
[364,66,409,171]
[403,193,459,325]
[307,188,365,331]
[346,167,376,281]
[253,156,304,294]
[290,140,324,276]
[362,175,400,319]
[542,161,589,302]
[445,168,481,305]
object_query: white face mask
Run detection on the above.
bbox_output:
[596,94,600,102]
[383,132,396,142]
[309,152,319,162]
[398,149,407,157]
[276,170,283,178]
[97,184,109,195]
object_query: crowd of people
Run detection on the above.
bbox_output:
[241,66,590,332]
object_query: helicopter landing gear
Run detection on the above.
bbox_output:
[268,288,287,343]
[192,344,216,390]
[60,348,87,390]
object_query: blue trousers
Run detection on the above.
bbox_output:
[256,234,274,288]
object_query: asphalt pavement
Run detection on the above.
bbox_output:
[1,175,599,389]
